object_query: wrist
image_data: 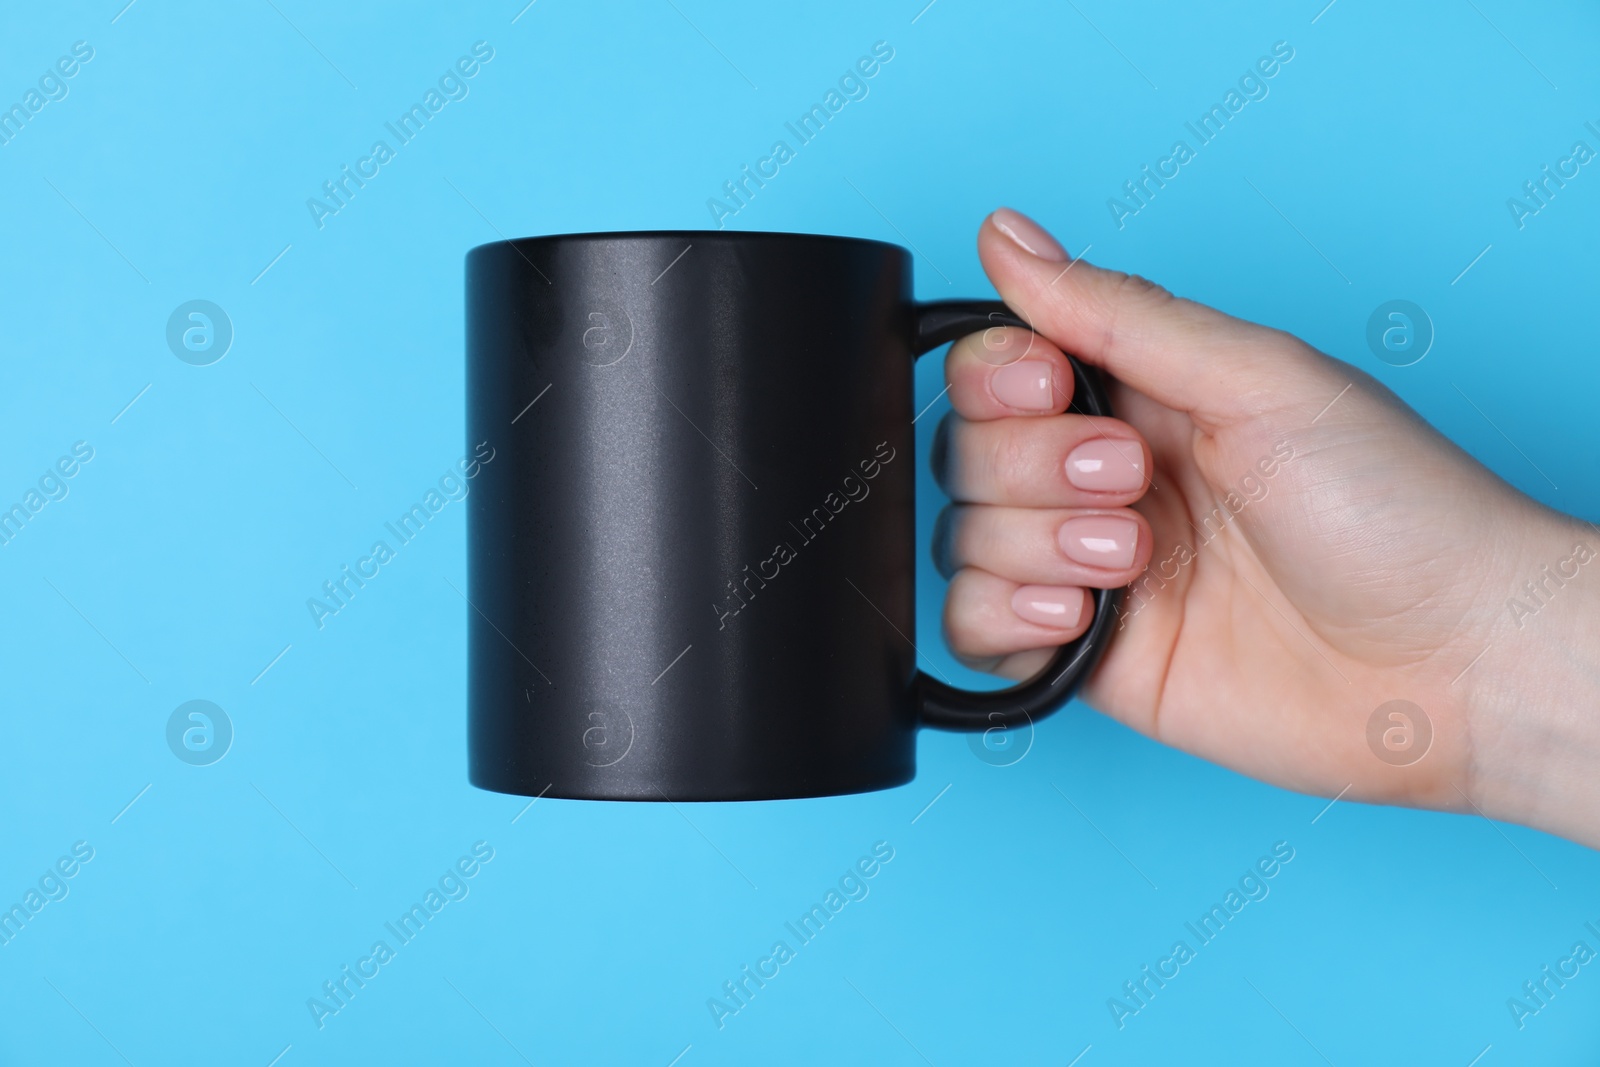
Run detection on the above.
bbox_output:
[1464,512,1600,847]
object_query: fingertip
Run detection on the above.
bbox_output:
[946,328,1076,420]
[944,569,1092,662]
[1064,433,1149,496]
[986,208,1071,262]
[990,357,1061,414]
[1010,584,1089,631]
[978,208,1076,286]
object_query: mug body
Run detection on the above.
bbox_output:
[466,231,920,800]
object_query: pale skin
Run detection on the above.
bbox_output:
[938,208,1600,849]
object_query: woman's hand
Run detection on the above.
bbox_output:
[937,208,1600,847]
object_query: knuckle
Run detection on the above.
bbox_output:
[1101,272,1172,355]
[1114,271,1173,303]
[986,428,1031,500]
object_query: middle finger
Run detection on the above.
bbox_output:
[934,411,1150,507]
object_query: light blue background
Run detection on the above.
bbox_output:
[3,1,1598,1063]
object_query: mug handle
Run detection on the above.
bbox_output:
[911,300,1122,730]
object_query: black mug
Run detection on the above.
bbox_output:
[464,230,1119,801]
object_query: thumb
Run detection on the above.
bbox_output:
[978,208,1338,429]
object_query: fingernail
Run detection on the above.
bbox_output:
[1066,438,1145,493]
[1011,585,1086,629]
[1059,515,1138,570]
[990,207,1069,262]
[990,359,1055,412]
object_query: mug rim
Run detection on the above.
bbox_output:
[467,229,909,258]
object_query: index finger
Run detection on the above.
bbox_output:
[945,325,1078,422]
